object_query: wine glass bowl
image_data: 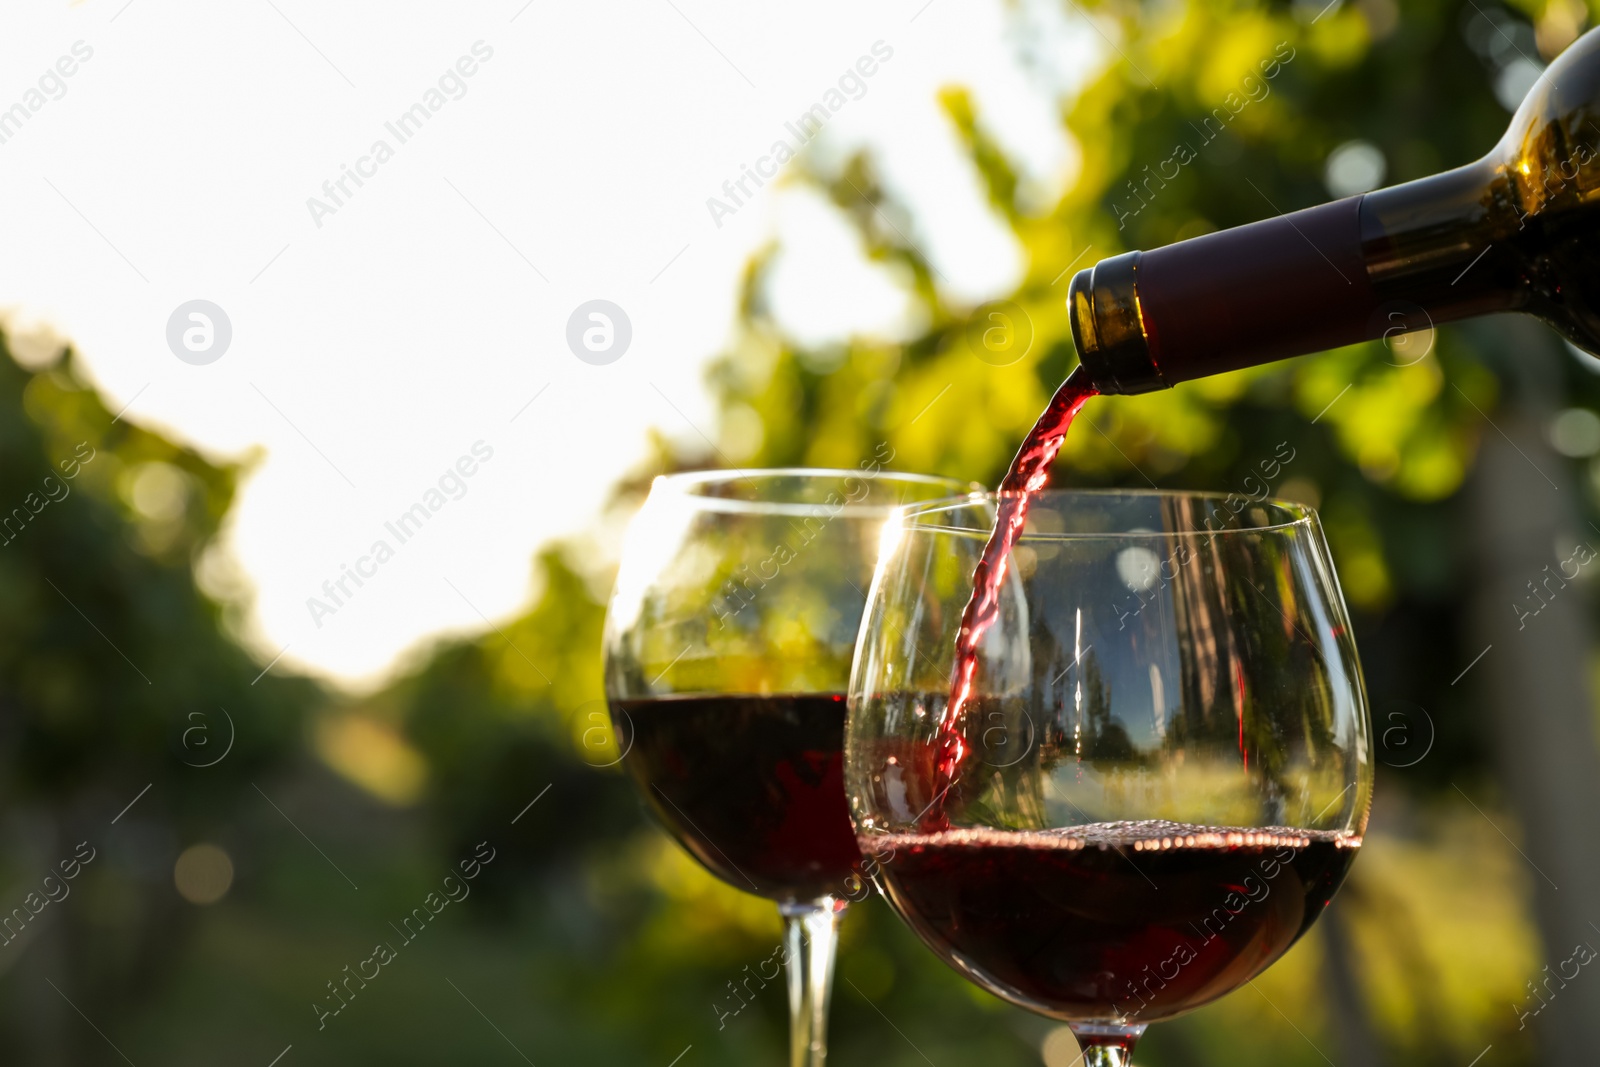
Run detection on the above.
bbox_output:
[847,490,1372,1057]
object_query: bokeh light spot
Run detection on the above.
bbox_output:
[174,844,234,906]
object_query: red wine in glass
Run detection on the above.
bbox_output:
[868,821,1361,1022]
[930,366,1099,826]
[613,693,861,902]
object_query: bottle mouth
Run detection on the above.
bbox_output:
[1068,252,1167,395]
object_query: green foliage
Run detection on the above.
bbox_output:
[0,333,317,805]
[8,0,1595,1062]
[0,329,318,1057]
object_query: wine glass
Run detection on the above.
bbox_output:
[604,467,973,1067]
[847,490,1372,1065]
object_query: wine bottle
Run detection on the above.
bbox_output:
[1069,26,1600,395]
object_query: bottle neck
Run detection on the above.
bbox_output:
[1069,157,1519,394]
[1360,157,1527,326]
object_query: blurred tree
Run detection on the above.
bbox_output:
[0,329,319,1064]
[9,3,1600,1065]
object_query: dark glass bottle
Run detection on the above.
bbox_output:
[1069,27,1600,394]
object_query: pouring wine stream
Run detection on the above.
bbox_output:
[928,366,1099,829]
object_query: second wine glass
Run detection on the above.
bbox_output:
[604,467,973,1067]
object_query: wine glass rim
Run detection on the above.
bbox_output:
[895,487,1318,539]
[649,467,976,518]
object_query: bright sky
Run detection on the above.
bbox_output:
[0,0,1095,689]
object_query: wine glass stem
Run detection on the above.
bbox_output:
[1072,1024,1144,1066]
[780,897,844,1067]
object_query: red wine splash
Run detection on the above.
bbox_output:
[927,365,1098,829]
